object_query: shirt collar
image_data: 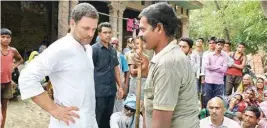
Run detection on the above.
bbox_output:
[151,39,178,64]
[97,41,112,49]
[212,51,223,56]
[208,117,227,128]
[66,33,86,51]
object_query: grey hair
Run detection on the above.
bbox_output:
[71,3,99,22]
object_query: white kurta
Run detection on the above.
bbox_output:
[110,112,143,128]
[19,34,98,128]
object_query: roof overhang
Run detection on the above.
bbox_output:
[169,1,203,10]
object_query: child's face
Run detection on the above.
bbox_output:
[1,34,11,46]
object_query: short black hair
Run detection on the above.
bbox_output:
[238,42,246,47]
[98,22,111,32]
[138,2,178,37]
[1,28,12,36]
[197,38,204,42]
[216,39,225,44]
[208,37,217,42]
[225,40,231,46]
[179,37,194,48]
[245,106,261,119]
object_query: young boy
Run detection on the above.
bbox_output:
[1,28,23,127]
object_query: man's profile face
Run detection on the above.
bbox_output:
[179,41,191,55]
[72,17,98,45]
[138,17,157,50]
[111,40,119,50]
[1,34,11,46]
[242,111,258,127]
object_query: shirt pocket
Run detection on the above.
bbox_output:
[99,54,109,69]
[144,78,154,100]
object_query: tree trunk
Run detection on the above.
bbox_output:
[214,0,230,41]
[261,1,267,18]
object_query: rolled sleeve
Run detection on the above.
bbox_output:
[153,68,180,111]
[19,47,61,100]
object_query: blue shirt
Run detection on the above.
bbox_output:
[119,53,129,73]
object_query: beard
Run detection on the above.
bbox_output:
[122,114,132,126]
[80,38,92,45]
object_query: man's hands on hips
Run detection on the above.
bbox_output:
[49,104,80,126]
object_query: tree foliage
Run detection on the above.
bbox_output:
[189,1,267,54]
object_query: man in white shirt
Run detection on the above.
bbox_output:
[178,37,199,75]
[200,97,241,128]
[19,3,99,128]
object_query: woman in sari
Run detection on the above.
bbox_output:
[236,74,255,94]
[255,77,266,104]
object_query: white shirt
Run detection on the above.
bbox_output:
[19,34,98,128]
[200,116,240,128]
[110,111,143,128]
[189,50,201,78]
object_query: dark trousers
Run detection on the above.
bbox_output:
[203,83,224,108]
[96,96,116,128]
[226,75,243,96]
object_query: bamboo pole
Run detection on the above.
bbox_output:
[135,39,143,128]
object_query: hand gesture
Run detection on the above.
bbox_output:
[132,52,142,65]
[50,104,80,126]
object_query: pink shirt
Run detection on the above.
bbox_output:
[1,47,14,83]
[205,52,228,85]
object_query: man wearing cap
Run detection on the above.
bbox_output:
[110,94,143,128]
[1,28,24,127]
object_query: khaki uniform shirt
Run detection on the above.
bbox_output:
[144,40,199,128]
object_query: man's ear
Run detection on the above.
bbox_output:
[156,23,164,34]
[70,19,75,28]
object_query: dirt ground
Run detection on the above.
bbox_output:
[5,98,50,128]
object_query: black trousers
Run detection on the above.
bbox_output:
[96,96,116,128]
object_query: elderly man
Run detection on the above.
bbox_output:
[200,97,241,128]
[241,106,261,128]
[110,94,143,128]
